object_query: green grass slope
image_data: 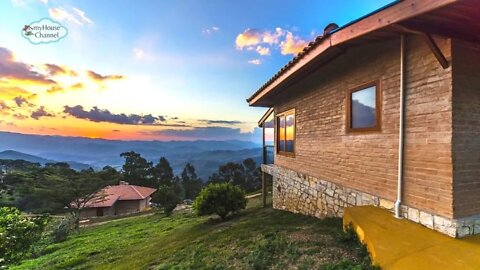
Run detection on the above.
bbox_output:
[12,197,375,270]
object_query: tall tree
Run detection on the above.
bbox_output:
[152,157,174,186]
[242,158,261,192]
[120,151,154,187]
[181,163,203,200]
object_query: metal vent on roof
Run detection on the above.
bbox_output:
[323,23,339,36]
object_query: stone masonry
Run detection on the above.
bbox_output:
[263,164,480,238]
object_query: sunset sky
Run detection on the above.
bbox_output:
[0,0,393,141]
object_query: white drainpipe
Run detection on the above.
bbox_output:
[395,34,406,219]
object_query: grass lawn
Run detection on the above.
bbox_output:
[12,197,376,270]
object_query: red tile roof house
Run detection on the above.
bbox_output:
[249,0,480,238]
[76,182,156,219]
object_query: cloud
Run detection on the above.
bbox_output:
[46,85,63,94]
[72,7,93,25]
[13,113,28,120]
[63,105,183,126]
[49,7,93,26]
[256,46,270,56]
[87,70,123,81]
[31,106,55,120]
[133,48,144,59]
[0,47,55,84]
[44,63,77,76]
[13,96,31,107]
[144,126,262,142]
[0,101,11,112]
[280,31,308,55]
[199,119,244,125]
[235,28,263,49]
[235,27,309,56]
[202,26,220,35]
[71,83,83,90]
[248,59,261,65]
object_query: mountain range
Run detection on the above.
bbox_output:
[0,131,262,180]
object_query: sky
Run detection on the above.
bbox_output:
[0,0,394,141]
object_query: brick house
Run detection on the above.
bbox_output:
[248,0,480,237]
[78,182,156,219]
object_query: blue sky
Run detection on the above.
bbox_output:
[0,0,394,141]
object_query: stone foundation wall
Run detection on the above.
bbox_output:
[263,164,479,238]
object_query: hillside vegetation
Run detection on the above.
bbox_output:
[12,197,376,270]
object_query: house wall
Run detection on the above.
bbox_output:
[79,206,115,219]
[452,40,480,220]
[116,199,145,215]
[272,35,454,219]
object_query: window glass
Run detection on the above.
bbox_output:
[285,114,295,152]
[351,86,376,129]
[278,116,285,152]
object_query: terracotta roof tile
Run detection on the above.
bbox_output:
[79,184,157,208]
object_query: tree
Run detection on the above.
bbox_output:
[152,181,182,216]
[209,162,246,188]
[242,158,261,192]
[152,157,174,186]
[193,183,247,220]
[120,151,154,187]
[208,159,261,192]
[181,163,203,200]
[0,207,49,267]
[29,165,114,228]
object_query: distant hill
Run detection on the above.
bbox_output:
[0,150,92,171]
[0,131,262,179]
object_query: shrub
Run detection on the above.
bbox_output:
[193,183,246,220]
[0,207,49,267]
[153,184,182,216]
[50,217,73,243]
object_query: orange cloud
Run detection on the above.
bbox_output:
[256,46,270,56]
[44,63,78,76]
[280,32,308,55]
[0,47,55,85]
[87,70,124,81]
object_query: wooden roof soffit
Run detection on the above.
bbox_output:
[392,24,450,69]
[258,107,274,127]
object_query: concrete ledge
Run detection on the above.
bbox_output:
[344,206,480,270]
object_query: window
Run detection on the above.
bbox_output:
[276,109,295,155]
[346,81,381,132]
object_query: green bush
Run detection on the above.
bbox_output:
[50,217,73,243]
[193,183,246,220]
[0,207,48,267]
[153,184,182,216]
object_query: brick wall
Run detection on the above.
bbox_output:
[452,40,480,218]
[273,34,454,218]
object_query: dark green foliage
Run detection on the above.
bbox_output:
[50,217,74,243]
[120,151,154,187]
[0,207,49,267]
[180,163,203,200]
[152,157,174,186]
[193,182,246,220]
[248,231,299,270]
[153,183,182,216]
[208,158,261,192]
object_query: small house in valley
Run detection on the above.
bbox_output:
[78,182,156,219]
[249,0,480,237]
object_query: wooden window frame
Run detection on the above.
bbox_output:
[346,80,382,133]
[276,108,296,157]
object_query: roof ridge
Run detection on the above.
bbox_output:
[129,185,145,199]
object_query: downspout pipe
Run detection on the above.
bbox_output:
[395,34,406,219]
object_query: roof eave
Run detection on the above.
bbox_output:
[247,0,459,107]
